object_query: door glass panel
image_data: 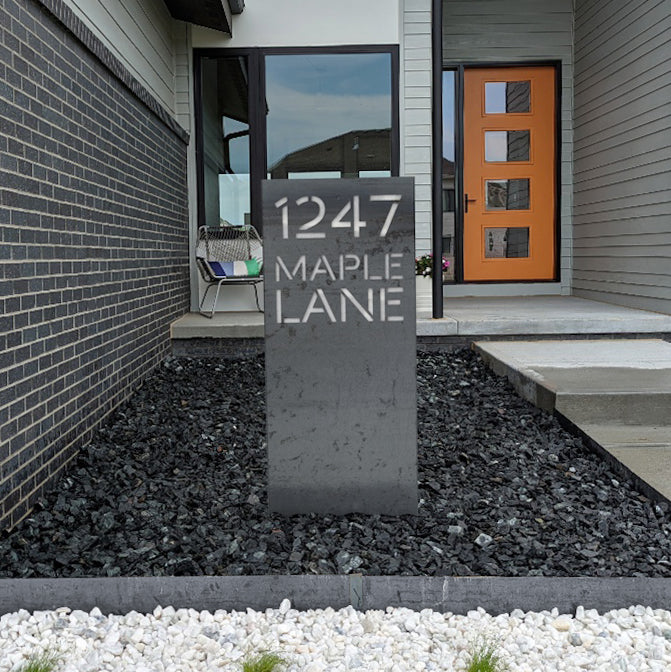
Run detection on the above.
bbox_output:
[484,227,529,258]
[265,53,392,179]
[485,130,530,162]
[485,81,531,113]
[485,179,530,210]
[201,56,251,227]
[441,70,456,282]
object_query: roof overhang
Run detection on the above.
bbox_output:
[163,0,244,35]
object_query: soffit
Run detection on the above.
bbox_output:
[163,0,244,35]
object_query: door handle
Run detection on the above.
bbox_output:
[464,193,477,213]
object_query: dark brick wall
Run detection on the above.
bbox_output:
[0,0,190,530]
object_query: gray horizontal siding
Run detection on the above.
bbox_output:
[574,271,671,292]
[443,1,574,58]
[573,0,671,314]
[65,0,176,113]
[404,0,433,254]
[442,0,574,292]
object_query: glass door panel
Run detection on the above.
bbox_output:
[484,130,530,162]
[484,81,531,113]
[441,70,456,282]
[485,179,530,210]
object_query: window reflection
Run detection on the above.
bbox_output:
[486,179,530,210]
[265,53,392,179]
[485,130,530,162]
[201,56,251,226]
[485,227,529,258]
[485,81,530,113]
[441,70,456,282]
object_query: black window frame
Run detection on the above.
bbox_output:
[194,45,400,235]
[442,188,455,213]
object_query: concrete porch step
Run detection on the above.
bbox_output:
[580,424,671,448]
[556,388,671,426]
[580,424,671,503]
[171,311,264,339]
[475,341,671,409]
[170,297,671,350]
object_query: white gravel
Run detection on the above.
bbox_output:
[2,601,671,671]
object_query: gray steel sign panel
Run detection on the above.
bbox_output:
[263,178,417,515]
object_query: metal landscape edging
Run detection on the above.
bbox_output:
[2,576,671,616]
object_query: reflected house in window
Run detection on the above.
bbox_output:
[486,179,530,211]
[268,128,391,179]
[198,50,395,230]
[485,227,530,259]
[441,158,455,275]
[201,55,252,227]
[485,80,531,114]
[506,80,531,113]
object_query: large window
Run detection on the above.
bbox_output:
[196,48,398,233]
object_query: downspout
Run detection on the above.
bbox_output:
[431,0,444,318]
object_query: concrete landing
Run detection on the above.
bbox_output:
[474,339,671,502]
[171,296,671,342]
[418,296,671,337]
[171,311,264,339]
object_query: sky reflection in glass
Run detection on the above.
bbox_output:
[265,53,392,172]
[442,70,455,162]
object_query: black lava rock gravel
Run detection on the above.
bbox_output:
[1,349,670,578]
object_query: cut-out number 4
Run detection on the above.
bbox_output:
[274,194,402,239]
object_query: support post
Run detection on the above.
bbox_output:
[431,0,444,318]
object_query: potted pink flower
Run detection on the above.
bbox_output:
[415,253,450,278]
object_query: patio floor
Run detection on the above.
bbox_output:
[171,295,671,341]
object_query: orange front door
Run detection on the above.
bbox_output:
[463,66,556,281]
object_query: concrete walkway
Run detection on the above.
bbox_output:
[474,339,671,502]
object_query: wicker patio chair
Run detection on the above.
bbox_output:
[195,224,264,317]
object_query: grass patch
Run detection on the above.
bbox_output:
[466,636,508,672]
[241,651,287,672]
[16,650,61,672]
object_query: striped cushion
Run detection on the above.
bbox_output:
[206,259,262,278]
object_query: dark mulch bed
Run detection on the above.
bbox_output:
[1,349,669,578]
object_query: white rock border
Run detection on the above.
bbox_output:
[1,601,671,672]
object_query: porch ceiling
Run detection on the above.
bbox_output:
[163,0,244,34]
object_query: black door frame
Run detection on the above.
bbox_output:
[432,0,562,317]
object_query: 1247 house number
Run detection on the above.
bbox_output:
[274,194,402,239]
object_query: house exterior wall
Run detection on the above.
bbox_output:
[442,0,574,296]
[573,0,671,314]
[172,22,201,311]
[63,0,177,114]
[403,0,433,258]
[191,0,400,48]
[0,0,190,530]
